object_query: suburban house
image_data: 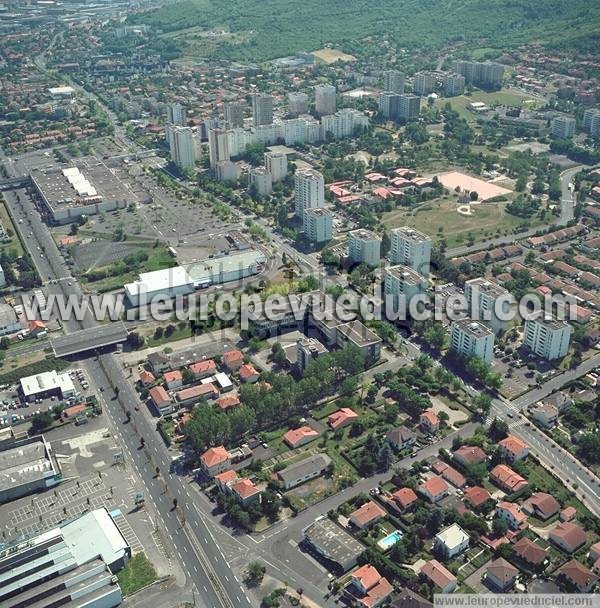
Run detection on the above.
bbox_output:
[350,501,387,530]
[495,501,528,531]
[390,589,433,608]
[175,383,219,406]
[557,560,598,593]
[589,541,600,564]
[489,464,528,494]
[349,564,393,608]
[391,487,418,512]
[200,445,231,477]
[328,407,359,430]
[560,506,577,522]
[283,426,320,449]
[453,445,487,467]
[276,453,332,490]
[485,558,518,592]
[419,409,440,434]
[230,478,261,506]
[418,476,449,503]
[164,370,183,390]
[434,524,470,559]
[189,359,217,378]
[522,492,560,520]
[386,426,417,451]
[149,385,172,415]
[530,402,559,429]
[222,349,244,371]
[420,560,457,593]
[214,469,238,491]
[498,436,529,463]
[543,391,573,412]
[549,522,587,554]
[512,537,547,569]
[217,394,241,410]
[432,461,466,488]
[239,363,260,383]
[464,486,492,510]
[139,369,155,386]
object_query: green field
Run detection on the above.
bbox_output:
[116,554,157,596]
[0,201,24,256]
[382,198,539,248]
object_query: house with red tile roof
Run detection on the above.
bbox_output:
[419,409,440,434]
[217,393,241,410]
[164,369,183,390]
[453,445,487,467]
[283,426,319,449]
[27,320,47,336]
[328,407,359,430]
[489,464,528,494]
[222,349,244,371]
[214,469,238,490]
[62,403,87,419]
[522,492,560,520]
[189,359,217,378]
[495,501,528,530]
[513,537,547,569]
[349,501,387,530]
[239,363,260,383]
[420,560,457,593]
[464,486,492,510]
[560,506,577,522]
[418,476,449,503]
[350,564,393,608]
[485,557,518,592]
[200,446,231,477]
[432,461,466,488]
[149,385,172,415]
[230,478,261,506]
[175,383,218,406]
[391,487,418,512]
[139,369,155,386]
[589,541,600,564]
[498,436,529,463]
[557,560,598,592]
[550,522,587,553]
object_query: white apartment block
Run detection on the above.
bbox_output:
[169,126,196,169]
[551,115,576,139]
[167,102,185,126]
[464,277,511,335]
[413,71,436,96]
[444,73,465,97]
[264,151,288,182]
[450,319,494,364]
[224,101,244,128]
[320,108,369,139]
[208,128,230,168]
[283,115,321,146]
[215,160,239,182]
[288,92,309,115]
[252,93,273,126]
[523,314,572,360]
[315,84,336,116]
[250,167,272,197]
[348,229,381,267]
[390,227,432,276]
[384,265,428,312]
[294,169,325,216]
[303,208,332,244]
[383,70,405,94]
[583,108,600,137]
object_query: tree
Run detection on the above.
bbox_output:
[30,411,54,433]
[261,490,281,521]
[423,322,447,351]
[492,517,508,537]
[182,367,196,385]
[228,404,256,442]
[69,223,79,236]
[474,393,492,415]
[185,403,231,452]
[271,342,286,366]
[246,561,266,586]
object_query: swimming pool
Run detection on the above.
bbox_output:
[377,529,403,551]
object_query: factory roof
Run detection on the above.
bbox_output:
[20,370,75,397]
[0,436,56,493]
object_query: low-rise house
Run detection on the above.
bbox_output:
[149,385,172,415]
[557,560,598,593]
[328,407,359,430]
[420,560,457,593]
[489,464,528,494]
[418,476,449,503]
[453,445,487,467]
[239,363,260,383]
[391,487,418,512]
[495,501,528,530]
[543,391,572,413]
[200,446,231,477]
[350,501,387,530]
[419,409,440,434]
[214,469,238,491]
[531,402,558,428]
[560,506,577,522]
[231,478,261,506]
[276,453,332,490]
[464,486,492,510]
[217,394,241,410]
[350,564,393,608]
[550,521,587,553]
[164,370,183,390]
[386,426,417,451]
[498,436,529,463]
[522,492,560,520]
[513,537,547,569]
[139,369,155,386]
[189,359,217,378]
[222,349,244,371]
[432,461,466,488]
[588,541,600,564]
[390,589,432,608]
[485,557,518,592]
[175,383,218,406]
[434,523,470,559]
[214,372,233,392]
[283,426,320,449]
[147,351,170,374]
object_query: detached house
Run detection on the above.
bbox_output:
[498,436,529,463]
[420,409,440,434]
[200,446,231,477]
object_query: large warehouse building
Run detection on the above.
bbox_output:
[0,507,130,608]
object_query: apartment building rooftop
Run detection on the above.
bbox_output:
[453,319,494,338]
[466,277,509,298]
[526,312,570,330]
[392,226,430,244]
[385,264,427,284]
[350,228,379,241]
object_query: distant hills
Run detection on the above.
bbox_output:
[131,0,600,61]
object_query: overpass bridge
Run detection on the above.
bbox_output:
[0,176,31,191]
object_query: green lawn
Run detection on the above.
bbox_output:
[0,201,24,256]
[116,553,158,596]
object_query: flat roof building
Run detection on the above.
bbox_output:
[523,313,572,360]
[303,207,332,244]
[390,226,432,276]
[464,277,511,335]
[384,264,428,313]
[450,319,494,363]
[348,229,381,268]
[20,370,75,401]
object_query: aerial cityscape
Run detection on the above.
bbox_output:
[1,1,600,607]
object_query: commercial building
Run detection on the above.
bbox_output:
[169,126,197,169]
[264,151,288,182]
[0,435,60,503]
[250,167,273,197]
[303,207,333,244]
[384,265,428,312]
[20,369,75,401]
[583,108,600,137]
[413,71,436,96]
[124,265,194,307]
[288,91,309,115]
[208,128,230,168]
[315,84,337,116]
[251,93,274,126]
[224,101,244,128]
[523,314,572,360]
[450,319,494,363]
[348,229,381,267]
[444,73,465,97]
[464,277,511,335]
[0,507,130,608]
[294,168,325,216]
[383,69,405,94]
[551,115,576,139]
[303,516,364,572]
[167,102,186,126]
[0,302,21,335]
[390,226,432,276]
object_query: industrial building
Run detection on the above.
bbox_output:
[30,157,136,224]
[0,435,61,503]
[0,301,22,336]
[20,369,75,401]
[0,507,130,608]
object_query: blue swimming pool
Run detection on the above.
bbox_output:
[377,529,403,551]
